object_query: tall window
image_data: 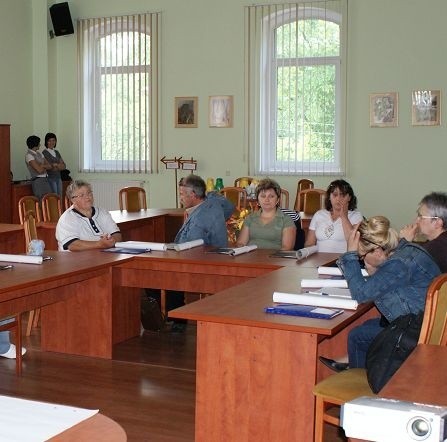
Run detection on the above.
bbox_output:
[78,13,161,173]
[245,1,345,175]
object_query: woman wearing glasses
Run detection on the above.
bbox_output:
[320,215,440,371]
[56,180,122,251]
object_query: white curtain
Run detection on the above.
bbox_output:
[77,13,161,173]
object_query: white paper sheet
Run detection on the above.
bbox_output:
[308,288,353,298]
[318,266,368,277]
[300,278,348,288]
[0,254,43,265]
[0,395,98,441]
[114,241,167,251]
[229,244,258,256]
[273,291,358,310]
[296,245,318,260]
[173,239,205,251]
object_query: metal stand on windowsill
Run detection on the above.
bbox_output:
[160,156,198,207]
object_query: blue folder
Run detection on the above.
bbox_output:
[264,304,343,319]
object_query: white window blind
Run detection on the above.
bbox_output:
[77,13,161,173]
[245,1,346,176]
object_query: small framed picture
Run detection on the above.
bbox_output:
[412,90,441,126]
[175,97,198,128]
[369,92,398,127]
[209,95,233,128]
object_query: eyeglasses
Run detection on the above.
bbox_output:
[416,210,439,220]
[72,191,93,199]
[358,236,383,260]
[359,247,380,261]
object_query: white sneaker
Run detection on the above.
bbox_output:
[0,344,26,359]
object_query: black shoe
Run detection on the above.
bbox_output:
[319,356,349,372]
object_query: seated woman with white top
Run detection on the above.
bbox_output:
[304,179,363,253]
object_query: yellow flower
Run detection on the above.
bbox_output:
[226,207,251,243]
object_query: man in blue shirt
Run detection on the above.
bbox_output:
[175,174,234,246]
[146,174,234,332]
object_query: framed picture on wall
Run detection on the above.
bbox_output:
[175,97,198,128]
[369,92,398,127]
[412,90,441,126]
[209,95,233,128]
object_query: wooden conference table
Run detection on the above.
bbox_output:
[0,210,376,441]
[380,344,447,404]
[349,345,447,442]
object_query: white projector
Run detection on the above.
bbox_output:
[341,396,447,441]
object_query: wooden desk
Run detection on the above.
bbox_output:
[35,208,185,252]
[348,345,447,442]
[168,253,375,442]
[51,413,126,441]
[0,250,136,359]
[110,208,184,243]
[380,344,447,405]
[0,214,375,441]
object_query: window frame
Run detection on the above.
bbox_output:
[78,14,160,174]
[257,5,344,176]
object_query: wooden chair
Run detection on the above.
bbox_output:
[0,315,22,375]
[22,212,40,337]
[18,195,41,224]
[295,188,326,214]
[41,193,62,222]
[119,187,147,211]
[293,179,314,211]
[219,187,248,212]
[280,188,289,209]
[234,177,254,188]
[312,273,447,442]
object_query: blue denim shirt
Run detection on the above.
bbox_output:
[174,192,234,247]
[337,239,440,322]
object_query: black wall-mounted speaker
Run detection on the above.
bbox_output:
[49,2,74,37]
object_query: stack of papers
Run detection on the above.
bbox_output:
[273,291,358,310]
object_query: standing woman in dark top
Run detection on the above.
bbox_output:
[42,132,66,198]
[25,135,52,200]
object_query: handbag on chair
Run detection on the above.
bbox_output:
[366,311,423,393]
